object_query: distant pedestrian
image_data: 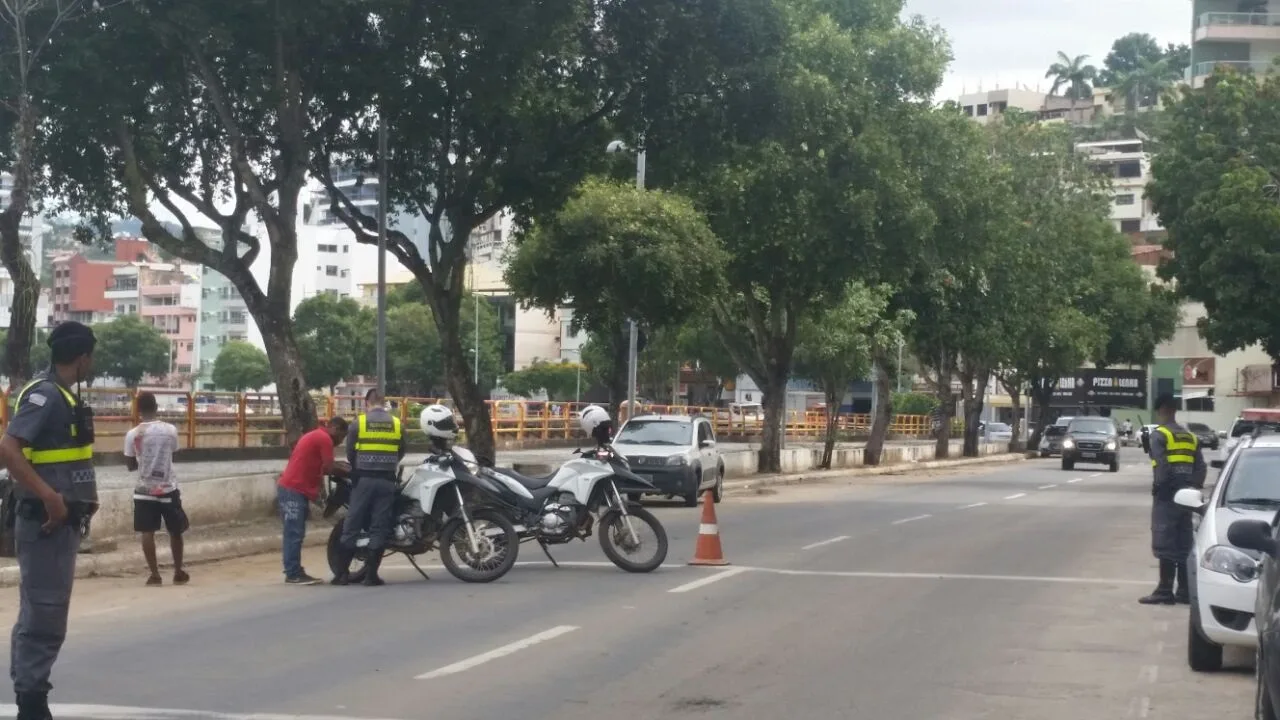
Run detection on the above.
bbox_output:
[1140,393,1206,605]
[276,417,349,585]
[124,392,187,586]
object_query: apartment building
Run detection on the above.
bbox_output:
[1077,139,1162,236]
[1191,1,1280,87]
[50,254,119,325]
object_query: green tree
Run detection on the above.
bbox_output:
[507,179,724,419]
[892,391,936,416]
[638,1,947,472]
[1113,57,1180,114]
[1046,52,1099,100]
[0,328,49,379]
[794,283,911,469]
[501,360,585,402]
[385,304,442,397]
[1148,69,1280,360]
[294,294,373,393]
[1099,33,1164,86]
[41,1,375,442]
[91,315,172,388]
[212,341,272,393]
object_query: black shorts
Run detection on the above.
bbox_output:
[133,491,189,534]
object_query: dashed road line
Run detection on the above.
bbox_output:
[667,567,749,594]
[801,535,851,551]
[1090,472,1103,478]
[891,514,932,525]
[416,625,580,680]
[1004,493,1027,500]
[1038,484,1058,490]
[959,502,987,509]
[1067,478,1083,484]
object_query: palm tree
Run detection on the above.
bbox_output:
[1045,52,1099,100]
[1113,56,1179,113]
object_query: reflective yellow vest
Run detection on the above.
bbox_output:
[353,412,402,473]
[16,378,93,465]
[1151,425,1197,468]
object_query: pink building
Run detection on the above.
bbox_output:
[136,265,199,381]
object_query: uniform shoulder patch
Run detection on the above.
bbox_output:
[25,392,46,407]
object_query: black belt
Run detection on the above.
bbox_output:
[16,496,99,536]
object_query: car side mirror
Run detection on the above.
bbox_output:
[1173,488,1206,513]
[1228,519,1278,557]
[1218,431,1228,439]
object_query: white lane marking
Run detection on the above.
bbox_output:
[1090,473,1102,478]
[728,566,1151,586]
[891,514,932,525]
[667,567,749,594]
[1067,478,1083,484]
[959,502,988,509]
[1004,493,1027,500]
[416,626,579,680]
[81,605,129,618]
[1038,484,1057,490]
[1138,697,1151,718]
[383,560,684,571]
[2,706,412,720]
[801,535,850,551]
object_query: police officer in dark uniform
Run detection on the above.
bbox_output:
[1139,393,1206,606]
[331,388,404,587]
[0,322,98,719]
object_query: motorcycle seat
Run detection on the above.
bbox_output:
[493,467,557,490]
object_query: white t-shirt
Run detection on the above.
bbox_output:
[124,421,180,498]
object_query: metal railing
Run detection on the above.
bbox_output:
[1192,60,1277,78]
[1199,11,1280,28]
[0,387,940,452]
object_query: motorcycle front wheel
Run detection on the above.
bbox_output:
[438,508,520,583]
[598,505,668,573]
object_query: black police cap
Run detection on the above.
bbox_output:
[1153,393,1177,412]
[48,320,96,358]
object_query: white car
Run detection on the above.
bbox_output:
[1216,417,1280,468]
[1176,433,1280,672]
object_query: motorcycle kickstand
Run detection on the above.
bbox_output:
[537,539,560,568]
[405,553,431,581]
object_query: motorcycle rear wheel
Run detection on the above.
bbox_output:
[326,523,371,583]
[599,505,668,573]
[439,508,520,583]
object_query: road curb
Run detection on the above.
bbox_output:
[723,452,1027,493]
[0,526,331,588]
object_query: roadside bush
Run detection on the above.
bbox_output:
[893,391,937,416]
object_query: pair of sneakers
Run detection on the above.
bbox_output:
[285,572,323,585]
[145,569,190,587]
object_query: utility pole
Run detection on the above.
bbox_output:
[376,118,388,398]
[625,147,646,420]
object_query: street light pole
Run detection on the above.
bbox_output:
[626,149,646,420]
[376,118,388,398]
[472,264,480,386]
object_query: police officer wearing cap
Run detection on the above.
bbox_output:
[331,387,404,586]
[0,322,99,719]
[1140,392,1206,606]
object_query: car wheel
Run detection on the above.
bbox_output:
[1260,648,1278,720]
[1188,604,1224,672]
[712,466,724,504]
[1061,458,1074,471]
[1109,459,1120,473]
[683,472,702,508]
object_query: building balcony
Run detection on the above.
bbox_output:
[1196,13,1280,43]
[1191,60,1278,87]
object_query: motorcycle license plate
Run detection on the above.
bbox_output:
[1081,452,1096,458]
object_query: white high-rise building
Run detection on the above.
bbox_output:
[1191,2,1280,87]
[1076,138,1162,237]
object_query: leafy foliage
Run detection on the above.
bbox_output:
[892,391,936,416]
[501,360,585,402]
[1149,69,1280,360]
[212,341,272,393]
[91,315,172,388]
[1046,52,1098,100]
[294,294,374,392]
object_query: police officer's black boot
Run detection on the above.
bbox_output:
[1139,560,1177,605]
[1174,561,1191,604]
[16,691,52,720]
[362,551,386,587]
[330,547,354,586]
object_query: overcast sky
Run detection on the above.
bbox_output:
[904,0,1191,101]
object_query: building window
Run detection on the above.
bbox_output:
[1187,394,1215,413]
[1117,161,1142,178]
[1114,194,1136,206]
[325,265,339,276]
[1119,219,1141,233]
[977,104,988,117]
[342,245,349,253]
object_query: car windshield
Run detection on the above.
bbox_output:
[986,423,1011,432]
[1223,448,1280,506]
[616,420,692,446]
[1232,421,1280,438]
[1068,419,1113,435]
[1044,426,1067,437]
[1188,423,1212,433]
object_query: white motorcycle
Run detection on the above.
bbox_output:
[480,442,668,573]
[323,446,520,583]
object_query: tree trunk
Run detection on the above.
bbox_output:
[0,226,38,389]
[960,372,989,458]
[758,366,788,474]
[820,385,839,469]
[1008,389,1024,452]
[930,354,955,459]
[427,276,497,466]
[249,303,317,447]
[1028,381,1056,449]
[865,356,893,466]
[607,326,628,423]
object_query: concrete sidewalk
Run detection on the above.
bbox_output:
[0,450,1025,588]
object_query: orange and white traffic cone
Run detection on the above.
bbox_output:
[689,490,730,566]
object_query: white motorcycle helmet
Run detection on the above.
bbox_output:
[419,404,459,441]
[579,404,613,445]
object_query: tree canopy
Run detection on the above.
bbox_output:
[294,294,374,393]
[212,341,272,393]
[501,360,585,403]
[92,315,172,388]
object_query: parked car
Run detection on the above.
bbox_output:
[613,414,725,507]
[1060,417,1120,472]
[1175,433,1280,672]
[1038,425,1068,457]
[1186,422,1221,453]
[1217,411,1280,468]
[982,422,1013,444]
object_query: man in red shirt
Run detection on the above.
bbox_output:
[277,417,349,585]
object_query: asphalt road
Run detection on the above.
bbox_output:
[0,456,1256,719]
